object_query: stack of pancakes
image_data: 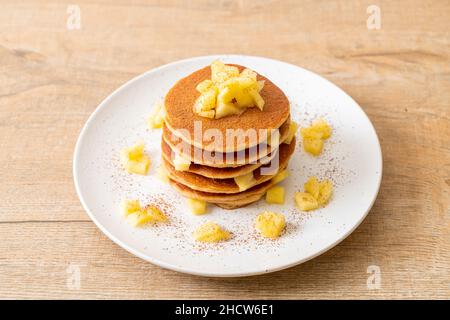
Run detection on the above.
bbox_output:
[162,64,295,209]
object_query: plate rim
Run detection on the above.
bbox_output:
[73,54,383,277]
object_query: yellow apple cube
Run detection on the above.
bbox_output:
[215,100,243,119]
[284,121,298,145]
[187,198,207,215]
[255,211,286,239]
[196,79,214,93]
[234,172,256,192]
[126,211,155,227]
[156,165,169,183]
[144,205,168,223]
[249,88,265,110]
[121,143,150,175]
[257,80,265,91]
[198,110,215,119]
[240,68,257,81]
[122,200,167,227]
[122,199,141,216]
[147,113,164,129]
[303,138,324,156]
[295,192,319,211]
[300,119,331,156]
[211,60,240,84]
[147,101,165,129]
[312,119,332,139]
[295,177,333,211]
[304,176,320,199]
[216,84,236,104]
[266,186,285,204]
[173,153,191,171]
[300,119,331,140]
[233,82,255,107]
[193,222,230,243]
[271,169,289,185]
[124,158,150,175]
[301,127,324,140]
[121,142,144,161]
[126,207,166,227]
[317,180,333,205]
[193,87,218,113]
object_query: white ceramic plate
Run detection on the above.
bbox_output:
[73,55,382,277]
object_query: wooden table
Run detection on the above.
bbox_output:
[1,0,449,299]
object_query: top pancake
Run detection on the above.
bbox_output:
[164,64,290,153]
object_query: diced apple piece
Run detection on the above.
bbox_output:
[124,158,150,175]
[255,211,286,239]
[121,142,151,175]
[126,211,154,227]
[233,84,255,107]
[303,138,324,156]
[147,102,165,129]
[193,222,230,243]
[240,68,257,81]
[121,142,145,161]
[215,100,244,119]
[234,172,256,192]
[198,110,215,119]
[257,80,265,91]
[300,119,331,155]
[300,127,324,140]
[295,176,333,211]
[147,114,163,129]
[217,82,236,103]
[218,78,256,107]
[241,76,258,89]
[271,169,289,184]
[156,165,169,183]
[122,201,167,227]
[147,113,164,129]
[122,199,141,216]
[173,153,191,171]
[300,119,331,140]
[284,121,298,145]
[295,192,319,211]
[211,60,240,84]
[266,186,285,204]
[317,180,333,205]
[196,79,214,93]
[187,198,207,215]
[249,88,265,110]
[304,176,320,199]
[144,205,168,223]
[312,119,332,139]
[193,88,218,113]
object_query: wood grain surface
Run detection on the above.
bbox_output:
[0,0,449,299]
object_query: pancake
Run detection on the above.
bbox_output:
[162,117,290,168]
[163,138,295,194]
[161,138,277,179]
[168,175,278,209]
[164,64,290,153]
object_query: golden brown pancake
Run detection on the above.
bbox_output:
[163,138,295,194]
[162,117,290,168]
[162,138,278,179]
[164,64,290,153]
[168,175,279,209]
